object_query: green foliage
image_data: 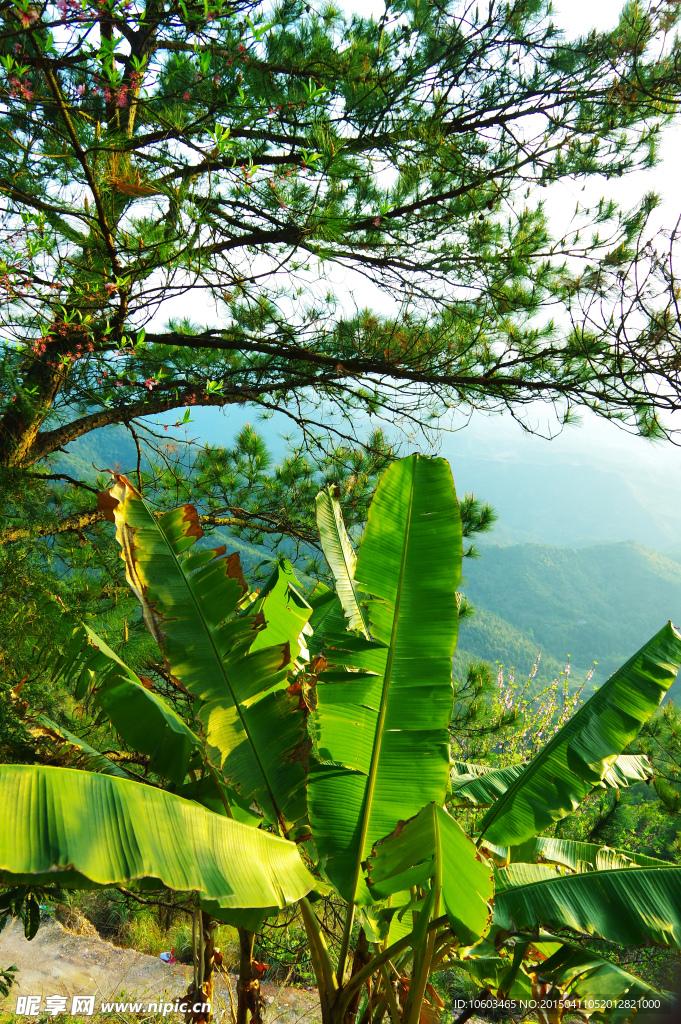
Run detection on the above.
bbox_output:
[4,453,681,1024]
[477,622,681,845]
[0,764,315,909]
[2,0,681,579]
[462,541,681,682]
[0,963,17,999]
[640,700,681,814]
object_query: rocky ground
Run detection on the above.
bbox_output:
[0,916,320,1023]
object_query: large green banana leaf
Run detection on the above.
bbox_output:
[450,754,653,808]
[482,835,669,870]
[450,762,526,806]
[315,484,369,637]
[0,765,315,908]
[55,626,202,786]
[104,477,309,832]
[478,622,681,846]
[366,803,493,945]
[306,584,345,658]
[308,455,462,903]
[493,864,681,947]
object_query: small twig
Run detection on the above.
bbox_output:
[125,421,144,493]
[24,471,100,494]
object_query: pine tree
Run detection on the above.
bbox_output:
[1,0,681,546]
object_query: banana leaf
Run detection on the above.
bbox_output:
[306,584,344,658]
[493,864,681,947]
[366,802,493,945]
[29,715,135,780]
[55,625,203,786]
[601,753,653,788]
[0,765,315,909]
[172,773,262,827]
[308,455,462,903]
[528,938,670,1024]
[456,939,666,1024]
[451,754,653,808]
[478,622,681,845]
[103,477,309,832]
[481,835,670,870]
[249,559,314,661]
[315,484,369,637]
[450,763,526,807]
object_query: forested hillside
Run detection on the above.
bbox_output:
[53,426,681,698]
[459,541,681,694]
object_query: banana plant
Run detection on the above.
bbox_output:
[1,475,318,1019]
[4,456,681,1024]
[443,621,681,1020]
[307,462,681,1024]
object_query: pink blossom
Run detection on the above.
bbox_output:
[19,8,39,27]
[182,91,191,100]
[373,216,381,227]
[104,282,117,295]
[144,378,155,390]
[76,83,86,96]
[116,85,128,107]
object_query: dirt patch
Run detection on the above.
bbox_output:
[0,916,320,1022]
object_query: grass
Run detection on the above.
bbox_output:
[60,891,241,970]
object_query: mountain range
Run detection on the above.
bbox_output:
[53,414,681,699]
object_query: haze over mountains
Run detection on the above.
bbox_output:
[57,404,681,697]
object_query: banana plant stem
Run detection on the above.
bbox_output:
[300,897,338,1004]
[380,965,402,1024]
[337,915,448,1019]
[406,929,436,1024]
[206,763,234,818]
[198,908,205,990]
[192,907,199,993]
[336,903,355,985]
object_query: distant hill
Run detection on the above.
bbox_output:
[52,427,681,700]
[453,606,567,688]
[55,424,138,481]
[460,541,681,695]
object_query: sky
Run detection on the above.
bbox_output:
[144,0,681,552]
